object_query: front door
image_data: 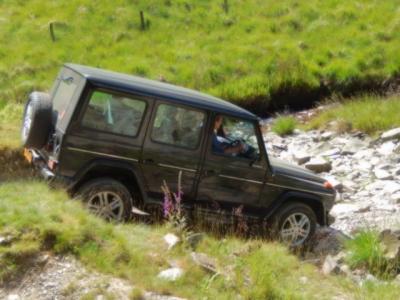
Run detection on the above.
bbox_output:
[196,115,267,212]
[140,101,207,203]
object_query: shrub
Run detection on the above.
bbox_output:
[272,116,297,136]
[344,230,400,279]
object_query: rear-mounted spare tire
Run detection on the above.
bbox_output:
[21,92,52,149]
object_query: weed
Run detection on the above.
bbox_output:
[344,230,400,279]
[272,115,297,136]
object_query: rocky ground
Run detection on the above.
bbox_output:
[0,254,184,300]
[263,123,400,235]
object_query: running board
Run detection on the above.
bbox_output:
[132,206,150,216]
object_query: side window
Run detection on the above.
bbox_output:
[212,115,260,160]
[151,104,205,149]
[82,91,146,137]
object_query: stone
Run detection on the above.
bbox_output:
[190,252,217,273]
[158,268,184,281]
[7,295,20,300]
[322,255,340,275]
[185,233,204,249]
[164,233,180,250]
[299,276,308,284]
[381,128,400,141]
[383,181,400,194]
[292,151,311,165]
[321,131,335,141]
[374,169,393,180]
[377,141,396,156]
[342,139,368,155]
[305,158,332,173]
[379,230,400,261]
[390,193,400,204]
[0,235,13,246]
[320,148,341,157]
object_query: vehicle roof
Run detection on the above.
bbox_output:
[65,63,257,120]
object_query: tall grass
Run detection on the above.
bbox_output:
[0,0,400,112]
[344,230,400,280]
[307,95,400,135]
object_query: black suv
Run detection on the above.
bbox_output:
[22,64,335,246]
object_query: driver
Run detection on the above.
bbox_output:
[212,115,244,155]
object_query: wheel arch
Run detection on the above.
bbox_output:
[265,191,326,225]
[69,159,147,205]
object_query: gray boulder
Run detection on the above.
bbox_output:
[381,128,400,141]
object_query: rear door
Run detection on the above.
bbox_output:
[140,100,207,202]
[60,88,152,178]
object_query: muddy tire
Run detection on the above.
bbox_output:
[21,92,52,149]
[270,202,316,247]
[76,177,133,222]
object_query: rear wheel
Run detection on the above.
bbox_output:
[270,202,316,247]
[76,178,133,222]
[21,92,52,148]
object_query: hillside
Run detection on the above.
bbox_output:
[1,0,400,113]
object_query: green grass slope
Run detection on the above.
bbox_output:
[1,179,399,299]
[1,0,400,113]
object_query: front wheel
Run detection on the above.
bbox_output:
[76,178,133,222]
[270,202,317,247]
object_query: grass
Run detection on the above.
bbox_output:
[0,178,399,299]
[272,115,297,136]
[344,230,400,280]
[0,0,400,113]
[307,95,400,135]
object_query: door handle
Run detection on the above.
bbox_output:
[142,158,155,164]
[204,169,216,177]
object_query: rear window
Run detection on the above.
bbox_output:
[52,79,77,122]
[82,91,147,137]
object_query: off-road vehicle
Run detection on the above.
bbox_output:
[22,64,336,246]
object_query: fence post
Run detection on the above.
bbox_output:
[223,0,229,13]
[49,22,56,42]
[140,11,146,30]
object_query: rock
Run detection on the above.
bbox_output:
[190,252,217,273]
[7,295,20,300]
[379,230,400,261]
[292,151,311,165]
[185,233,204,249]
[355,205,371,213]
[383,181,400,194]
[374,169,393,180]
[321,131,335,141]
[339,264,351,276]
[322,255,340,275]
[365,273,378,282]
[342,139,368,155]
[164,233,180,250]
[320,148,341,157]
[299,276,308,284]
[311,227,348,255]
[157,268,184,281]
[390,192,400,204]
[377,141,397,156]
[305,158,332,173]
[381,128,400,141]
[0,235,13,246]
